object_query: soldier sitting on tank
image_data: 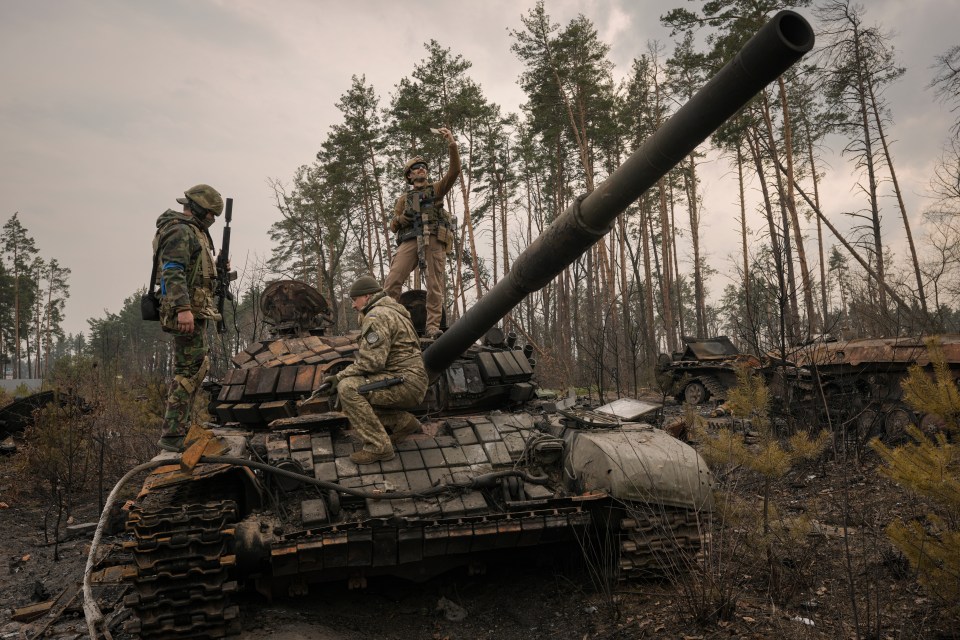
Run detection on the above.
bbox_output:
[323,276,428,465]
[384,127,461,340]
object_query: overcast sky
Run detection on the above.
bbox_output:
[1,0,955,338]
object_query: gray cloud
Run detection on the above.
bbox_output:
[0,1,954,337]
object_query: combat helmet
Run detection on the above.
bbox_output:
[177,184,224,216]
[403,156,427,184]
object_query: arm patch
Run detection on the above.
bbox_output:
[365,331,381,345]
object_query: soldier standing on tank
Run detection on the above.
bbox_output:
[322,276,428,465]
[154,184,224,452]
[384,127,461,340]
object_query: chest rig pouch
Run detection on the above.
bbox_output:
[396,185,452,246]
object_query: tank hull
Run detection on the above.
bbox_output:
[125,407,713,637]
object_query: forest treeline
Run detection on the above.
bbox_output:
[7,0,960,394]
[0,213,71,380]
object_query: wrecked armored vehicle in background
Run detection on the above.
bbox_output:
[120,11,813,639]
[657,336,763,405]
[783,334,960,442]
[0,389,89,438]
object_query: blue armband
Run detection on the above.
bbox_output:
[160,262,184,295]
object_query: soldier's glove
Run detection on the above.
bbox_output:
[401,210,414,223]
[322,374,340,391]
[307,374,339,401]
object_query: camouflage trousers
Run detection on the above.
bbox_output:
[162,320,210,438]
[338,373,427,455]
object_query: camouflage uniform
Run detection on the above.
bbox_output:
[154,207,221,439]
[337,291,427,456]
[384,142,461,335]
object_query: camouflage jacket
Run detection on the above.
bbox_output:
[153,209,220,330]
[390,142,461,249]
[338,292,427,386]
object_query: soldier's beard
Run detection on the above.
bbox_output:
[413,176,428,186]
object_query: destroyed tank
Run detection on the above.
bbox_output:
[781,334,960,443]
[121,12,814,639]
[656,336,763,405]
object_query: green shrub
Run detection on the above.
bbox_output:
[692,364,829,607]
[872,340,960,613]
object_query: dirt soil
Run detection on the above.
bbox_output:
[1,418,958,640]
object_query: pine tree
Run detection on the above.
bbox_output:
[40,259,70,378]
[696,364,829,598]
[267,161,349,325]
[816,0,917,327]
[512,1,622,388]
[1,213,39,378]
[871,341,960,613]
[331,76,391,279]
[0,260,14,376]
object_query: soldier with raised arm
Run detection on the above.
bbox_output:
[384,127,461,339]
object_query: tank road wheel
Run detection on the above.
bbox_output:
[125,500,241,640]
[683,381,709,406]
[852,407,882,446]
[919,413,946,437]
[883,405,916,444]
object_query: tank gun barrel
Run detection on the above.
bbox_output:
[423,10,814,381]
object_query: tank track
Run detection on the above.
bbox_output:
[700,375,727,402]
[124,499,240,639]
[618,506,705,580]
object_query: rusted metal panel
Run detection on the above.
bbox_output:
[231,350,253,366]
[303,335,327,352]
[294,365,316,394]
[276,366,299,394]
[266,434,291,463]
[285,337,308,354]
[222,368,247,385]
[682,336,739,360]
[791,335,960,368]
[268,340,288,357]
[289,433,312,451]
[258,399,294,423]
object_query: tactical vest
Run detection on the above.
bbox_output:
[153,219,218,322]
[396,185,453,247]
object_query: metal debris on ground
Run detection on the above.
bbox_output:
[436,596,467,621]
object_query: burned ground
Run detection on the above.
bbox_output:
[1,408,957,640]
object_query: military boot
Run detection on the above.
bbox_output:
[157,435,185,453]
[350,449,395,465]
[389,413,422,444]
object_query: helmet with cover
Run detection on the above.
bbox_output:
[176,184,224,216]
